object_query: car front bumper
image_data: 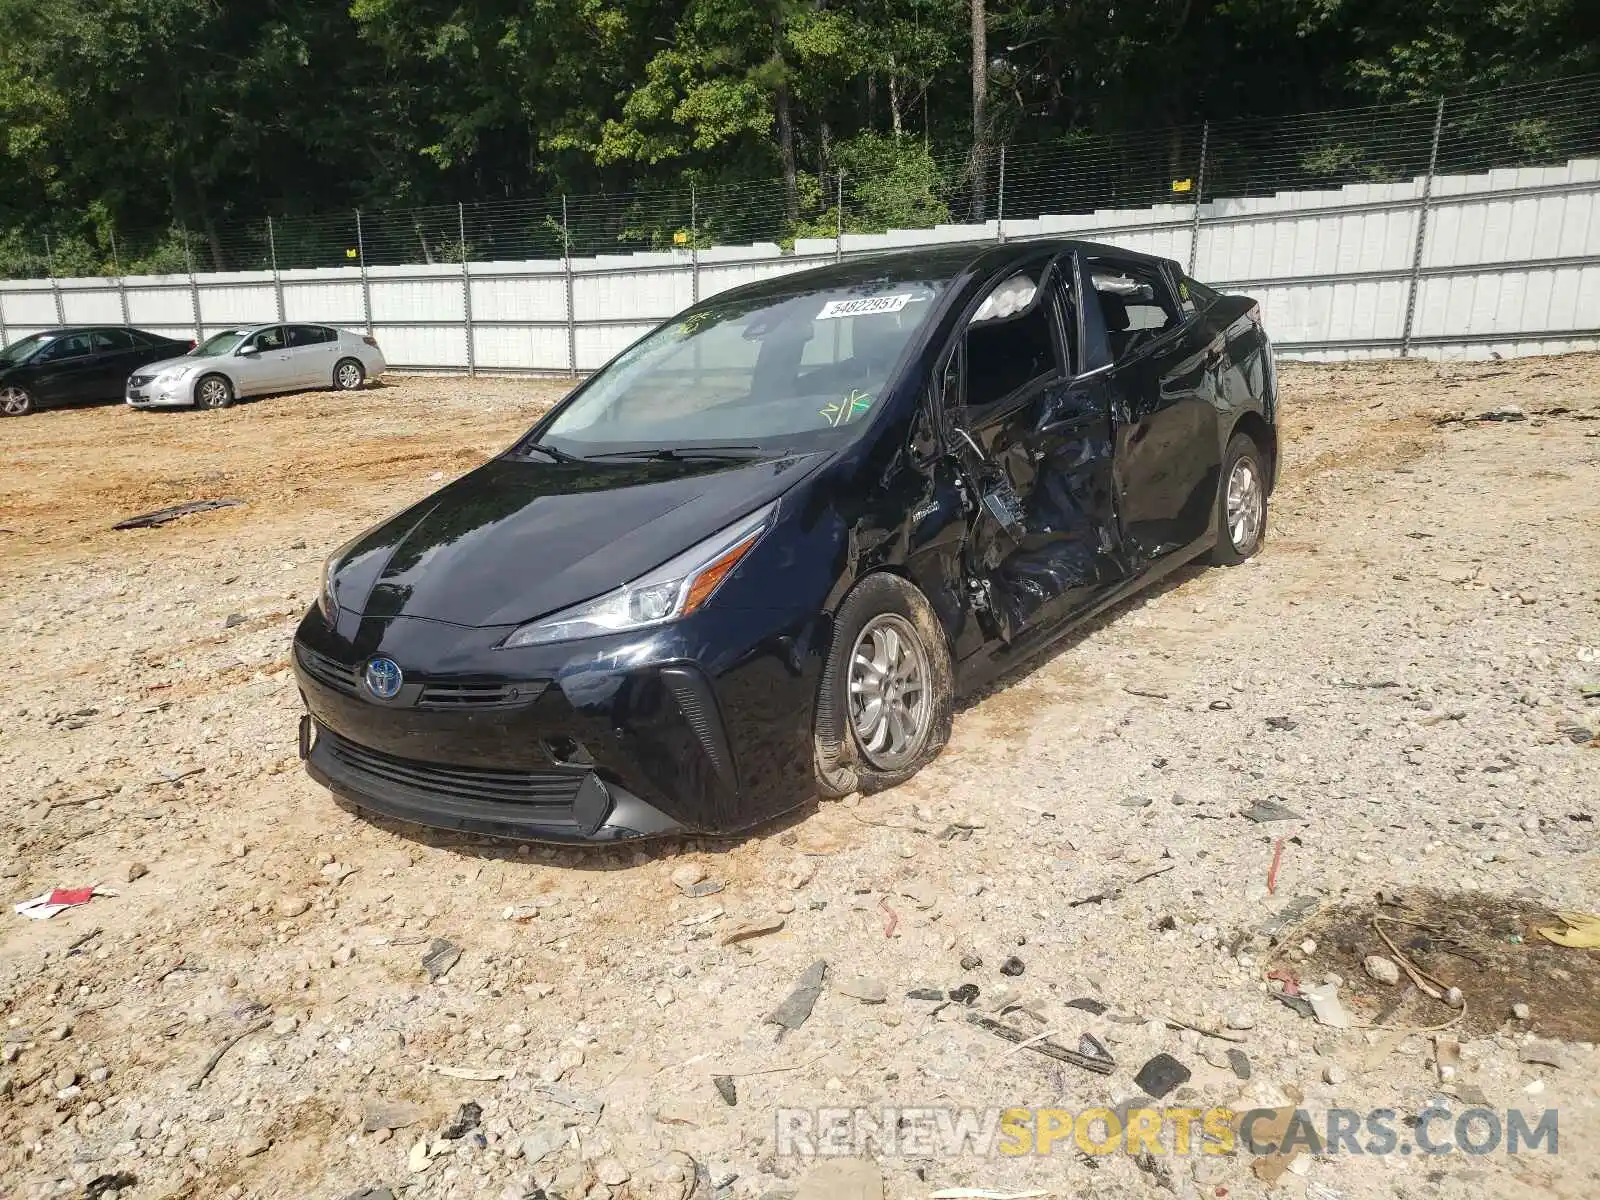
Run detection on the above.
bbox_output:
[291,604,828,843]
[126,379,193,408]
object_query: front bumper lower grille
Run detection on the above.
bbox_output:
[320,727,585,810]
[304,721,685,842]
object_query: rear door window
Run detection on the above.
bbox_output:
[1090,261,1183,361]
[92,329,138,353]
[288,325,335,347]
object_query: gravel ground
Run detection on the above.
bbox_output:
[1,358,1597,1200]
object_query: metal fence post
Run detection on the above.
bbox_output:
[182,227,202,342]
[690,183,700,304]
[110,227,130,326]
[43,235,66,326]
[458,202,475,376]
[562,196,577,376]
[996,146,1006,242]
[1187,121,1210,276]
[835,172,844,262]
[356,210,373,335]
[267,217,285,322]
[1401,98,1446,358]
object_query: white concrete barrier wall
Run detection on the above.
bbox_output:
[2,160,1596,367]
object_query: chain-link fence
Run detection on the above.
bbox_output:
[4,74,1597,282]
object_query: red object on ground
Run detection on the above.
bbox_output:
[46,887,94,906]
[879,896,899,938]
[1267,968,1301,996]
[1266,837,1285,894]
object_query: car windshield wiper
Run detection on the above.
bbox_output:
[585,444,770,462]
[516,441,583,464]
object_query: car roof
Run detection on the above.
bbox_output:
[708,238,1174,305]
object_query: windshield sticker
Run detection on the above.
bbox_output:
[821,390,874,427]
[816,294,914,320]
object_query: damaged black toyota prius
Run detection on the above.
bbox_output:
[293,238,1276,842]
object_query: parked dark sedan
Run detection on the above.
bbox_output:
[293,238,1277,843]
[0,326,194,415]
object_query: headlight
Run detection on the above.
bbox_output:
[316,550,341,620]
[499,501,776,649]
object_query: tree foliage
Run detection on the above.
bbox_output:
[0,0,1594,274]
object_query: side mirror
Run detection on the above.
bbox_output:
[238,347,259,357]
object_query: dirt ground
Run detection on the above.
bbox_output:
[1,357,1598,1200]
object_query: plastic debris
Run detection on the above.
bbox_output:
[1304,982,1353,1029]
[421,938,461,981]
[1132,1052,1191,1098]
[1243,797,1304,823]
[713,1075,737,1106]
[112,498,243,530]
[767,960,827,1032]
[15,885,116,920]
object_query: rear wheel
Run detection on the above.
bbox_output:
[195,374,234,410]
[0,386,33,416]
[814,573,954,796]
[333,358,365,391]
[1210,431,1268,564]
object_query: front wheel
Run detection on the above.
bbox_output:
[0,385,34,416]
[813,573,954,797]
[333,358,366,391]
[195,374,234,410]
[1210,431,1268,564]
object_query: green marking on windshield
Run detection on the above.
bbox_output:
[820,390,874,427]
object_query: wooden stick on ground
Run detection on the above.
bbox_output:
[188,1018,269,1090]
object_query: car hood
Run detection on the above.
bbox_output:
[138,355,212,375]
[331,451,827,627]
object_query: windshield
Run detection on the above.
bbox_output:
[536,276,948,455]
[0,334,51,366]
[193,330,249,357]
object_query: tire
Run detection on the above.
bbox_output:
[333,358,366,391]
[1210,430,1268,565]
[813,573,955,797]
[0,385,34,417]
[195,374,234,410]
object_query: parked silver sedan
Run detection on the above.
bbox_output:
[125,323,387,410]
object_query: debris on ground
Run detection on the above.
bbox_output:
[966,1014,1115,1075]
[712,1075,737,1106]
[1537,911,1600,948]
[111,498,244,530]
[1242,797,1304,823]
[1132,1052,1192,1098]
[421,937,461,981]
[719,917,785,946]
[767,960,827,1032]
[1303,982,1353,1029]
[438,1100,482,1139]
[15,884,116,919]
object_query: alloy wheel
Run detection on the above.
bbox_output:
[1226,457,1264,551]
[336,362,363,389]
[847,613,932,770]
[0,386,31,416]
[199,378,230,408]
